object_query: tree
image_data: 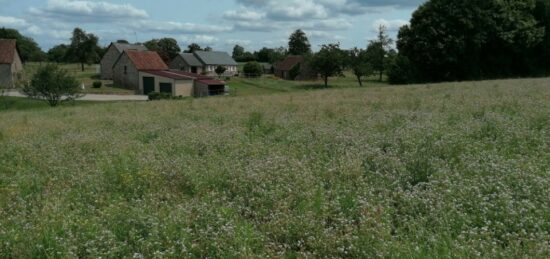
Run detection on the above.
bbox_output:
[144,38,181,63]
[311,43,345,87]
[288,29,311,55]
[348,48,373,86]
[185,43,202,53]
[215,65,227,78]
[365,25,393,81]
[243,61,263,77]
[116,39,129,44]
[204,46,213,51]
[387,54,415,84]
[0,27,45,62]
[66,28,100,71]
[232,45,245,59]
[21,64,82,107]
[47,44,69,63]
[396,0,545,82]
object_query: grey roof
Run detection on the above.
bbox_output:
[112,43,147,52]
[179,53,203,67]
[194,51,237,66]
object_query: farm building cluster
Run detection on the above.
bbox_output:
[100,43,234,97]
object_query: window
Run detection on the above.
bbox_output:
[124,66,127,75]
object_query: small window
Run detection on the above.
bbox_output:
[124,66,127,74]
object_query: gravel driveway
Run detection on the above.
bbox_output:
[4,90,148,102]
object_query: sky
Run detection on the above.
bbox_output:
[0,0,426,52]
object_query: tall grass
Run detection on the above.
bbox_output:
[0,78,549,257]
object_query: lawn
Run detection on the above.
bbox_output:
[23,63,135,95]
[0,77,549,257]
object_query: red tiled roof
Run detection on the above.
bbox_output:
[142,70,195,80]
[126,50,168,71]
[0,39,17,64]
[197,79,226,85]
[275,55,304,71]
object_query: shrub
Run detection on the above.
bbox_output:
[243,62,263,78]
[387,54,415,84]
[92,81,102,88]
[20,64,82,107]
[148,92,172,101]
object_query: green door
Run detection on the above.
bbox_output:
[159,83,173,95]
[143,77,155,95]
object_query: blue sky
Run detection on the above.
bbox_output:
[0,0,425,52]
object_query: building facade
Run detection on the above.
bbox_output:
[0,39,23,88]
[100,43,147,80]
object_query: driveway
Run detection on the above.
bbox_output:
[4,90,148,102]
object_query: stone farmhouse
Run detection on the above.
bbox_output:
[170,51,238,77]
[100,42,147,79]
[0,39,23,88]
[111,50,226,97]
[274,55,317,81]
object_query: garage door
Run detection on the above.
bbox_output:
[143,77,155,95]
[159,83,172,94]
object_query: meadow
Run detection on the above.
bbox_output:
[0,77,549,257]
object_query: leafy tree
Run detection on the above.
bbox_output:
[243,61,263,77]
[21,64,82,107]
[47,44,69,63]
[232,45,245,59]
[396,0,545,82]
[215,65,227,78]
[204,46,213,51]
[311,43,345,87]
[185,43,202,53]
[0,27,45,62]
[145,38,181,63]
[288,63,301,80]
[365,25,393,81]
[116,39,129,44]
[66,28,100,71]
[348,48,373,86]
[288,29,311,55]
[387,54,415,84]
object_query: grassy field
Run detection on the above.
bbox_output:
[0,77,549,257]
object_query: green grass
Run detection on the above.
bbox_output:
[1,76,549,257]
[23,63,135,95]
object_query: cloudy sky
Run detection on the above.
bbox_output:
[0,0,425,52]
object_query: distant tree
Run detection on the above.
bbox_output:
[144,38,181,63]
[270,47,287,63]
[232,45,245,59]
[288,29,311,56]
[365,25,393,81]
[387,54,415,84]
[47,44,69,63]
[204,46,213,51]
[311,43,345,87]
[256,47,273,63]
[348,48,373,86]
[116,39,129,44]
[66,28,100,71]
[243,61,263,77]
[215,65,227,78]
[21,64,82,107]
[185,43,202,53]
[0,27,46,62]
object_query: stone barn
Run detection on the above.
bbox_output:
[112,50,168,92]
[0,39,23,88]
[100,42,147,79]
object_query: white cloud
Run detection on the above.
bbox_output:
[223,9,266,21]
[180,35,218,45]
[30,0,148,22]
[0,16,29,28]
[134,21,232,34]
[372,19,409,31]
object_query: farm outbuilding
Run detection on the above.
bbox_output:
[139,70,227,97]
[170,51,238,77]
[112,50,168,92]
[100,42,147,79]
[274,55,317,80]
[0,39,23,88]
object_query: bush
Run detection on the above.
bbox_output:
[20,64,82,107]
[92,81,102,88]
[387,54,415,85]
[148,92,172,101]
[243,62,263,78]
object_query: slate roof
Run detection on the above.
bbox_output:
[194,51,237,66]
[178,53,203,67]
[125,50,168,71]
[112,42,147,53]
[0,39,17,64]
[275,55,304,71]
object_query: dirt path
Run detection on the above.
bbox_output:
[5,90,148,102]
